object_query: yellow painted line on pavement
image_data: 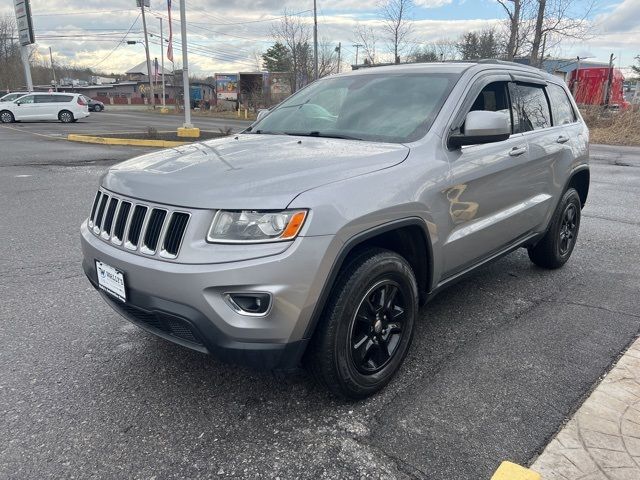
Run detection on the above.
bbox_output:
[67,134,187,148]
[491,461,541,480]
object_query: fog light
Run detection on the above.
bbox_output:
[225,293,271,316]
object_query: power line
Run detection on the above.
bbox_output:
[90,14,141,69]
[33,9,134,17]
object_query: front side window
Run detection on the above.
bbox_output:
[547,83,576,125]
[251,72,460,143]
[468,81,512,132]
[509,83,551,133]
[17,95,34,104]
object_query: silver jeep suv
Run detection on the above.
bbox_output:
[81,61,589,398]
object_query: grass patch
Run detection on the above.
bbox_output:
[581,106,640,146]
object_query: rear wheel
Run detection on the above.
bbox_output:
[0,110,14,123]
[528,188,581,269]
[307,248,418,399]
[94,105,102,112]
[58,110,74,123]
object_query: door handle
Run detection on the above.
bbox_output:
[556,135,570,144]
[509,146,527,157]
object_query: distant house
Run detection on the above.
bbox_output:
[125,61,174,82]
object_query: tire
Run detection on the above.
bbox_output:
[0,110,14,123]
[528,188,581,269]
[58,110,74,123]
[94,105,102,112]
[306,248,418,399]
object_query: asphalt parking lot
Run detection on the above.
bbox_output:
[1,119,639,479]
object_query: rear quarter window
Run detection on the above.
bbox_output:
[54,95,74,103]
[547,83,577,125]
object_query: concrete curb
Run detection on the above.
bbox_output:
[67,134,187,148]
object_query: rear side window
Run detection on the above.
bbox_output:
[509,83,551,133]
[35,95,52,103]
[52,95,74,103]
[547,84,577,125]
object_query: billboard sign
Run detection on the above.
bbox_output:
[216,74,238,101]
[14,0,35,46]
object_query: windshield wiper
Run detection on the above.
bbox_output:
[284,131,363,141]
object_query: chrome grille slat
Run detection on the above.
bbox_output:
[89,191,101,227]
[125,205,148,250]
[112,201,131,245]
[87,189,190,259]
[141,209,167,255]
[101,197,119,239]
[93,194,109,234]
[161,212,190,258]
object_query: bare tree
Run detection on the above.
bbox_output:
[496,0,535,60]
[318,39,339,77]
[530,0,594,66]
[272,10,312,92]
[353,23,378,65]
[379,0,414,64]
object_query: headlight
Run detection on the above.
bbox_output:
[207,210,308,243]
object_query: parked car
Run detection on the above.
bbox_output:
[0,91,29,103]
[82,96,105,112]
[81,60,589,399]
[0,92,89,123]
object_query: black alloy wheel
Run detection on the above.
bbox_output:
[349,280,406,375]
[558,203,578,255]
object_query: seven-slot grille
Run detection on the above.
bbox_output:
[88,190,190,259]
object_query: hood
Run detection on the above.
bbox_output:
[102,134,409,209]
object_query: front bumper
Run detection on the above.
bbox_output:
[81,221,337,370]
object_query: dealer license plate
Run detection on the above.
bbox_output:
[95,260,127,302]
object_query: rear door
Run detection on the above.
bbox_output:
[33,94,57,120]
[509,82,570,230]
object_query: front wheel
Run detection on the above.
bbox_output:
[306,248,418,399]
[94,105,102,112]
[528,188,581,269]
[58,110,74,123]
[0,110,14,123]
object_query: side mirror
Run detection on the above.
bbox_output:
[15,101,21,106]
[256,108,270,122]
[448,110,511,149]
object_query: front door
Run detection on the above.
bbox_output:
[441,80,553,277]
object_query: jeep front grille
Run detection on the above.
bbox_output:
[87,189,190,259]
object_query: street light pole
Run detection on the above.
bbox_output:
[139,1,155,108]
[179,0,192,128]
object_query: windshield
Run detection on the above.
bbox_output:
[1,93,25,102]
[250,72,459,143]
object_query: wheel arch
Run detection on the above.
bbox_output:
[567,167,590,208]
[302,218,434,340]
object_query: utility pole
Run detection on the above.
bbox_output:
[335,42,341,73]
[313,0,318,80]
[179,0,193,129]
[604,53,615,107]
[49,47,57,91]
[157,17,166,108]
[139,0,155,108]
[353,43,363,66]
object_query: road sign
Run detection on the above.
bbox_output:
[14,0,35,46]
[136,0,150,7]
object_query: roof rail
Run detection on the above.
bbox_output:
[477,58,543,72]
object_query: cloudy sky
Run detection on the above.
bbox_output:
[3,0,639,76]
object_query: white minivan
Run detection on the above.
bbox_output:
[0,92,90,123]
